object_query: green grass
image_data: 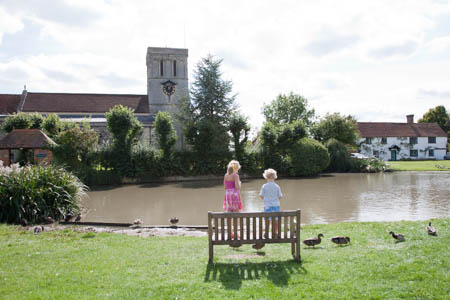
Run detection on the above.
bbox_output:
[388,160,450,171]
[1,219,449,299]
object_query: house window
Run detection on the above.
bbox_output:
[173,60,177,77]
[381,137,387,144]
[373,151,379,158]
[160,60,164,76]
[410,150,418,157]
[429,149,434,157]
[428,137,436,144]
[366,137,372,144]
[409,137,418,144]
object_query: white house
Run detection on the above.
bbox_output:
[357,115,447,161]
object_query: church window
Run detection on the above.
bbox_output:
[173,60,177,77]
[160,60,164,76]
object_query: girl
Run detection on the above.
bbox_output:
[224,160,242,240]
[223,160,242,212]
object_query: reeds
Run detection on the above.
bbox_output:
[0,162,86,224]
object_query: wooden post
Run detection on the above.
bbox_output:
[208,212,213,263]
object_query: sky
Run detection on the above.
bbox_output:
[0,0,450,129]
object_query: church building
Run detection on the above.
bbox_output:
[0,47,189,147]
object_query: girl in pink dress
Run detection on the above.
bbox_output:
[223,160,242,212]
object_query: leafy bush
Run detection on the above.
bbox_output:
[290,138,330,176]
[349,157,387,172]
[0,163,86,224]
[1,112,31,132]
[325,138,351,172]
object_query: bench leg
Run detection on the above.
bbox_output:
[208,243,213,264]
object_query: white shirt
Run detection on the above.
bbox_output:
[260,181,282,207]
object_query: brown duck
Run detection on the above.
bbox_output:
[426,222,437,236]
[169,217,179,225]
[303,233,324,248]
[252,243,265,250]
[331,236,350,246]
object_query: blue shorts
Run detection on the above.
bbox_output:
[264,206,280,220]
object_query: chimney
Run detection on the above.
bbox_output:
[406,114,414,124]
[18,85,28,112]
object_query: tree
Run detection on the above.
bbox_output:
[106,105,142,149]
[1,112,31,133]
[290,138,330,176]
[312,113,359,145]
[188,54,236,124]
[105,105,143,177]
[42,113,63,139]
[51,121,99,170]
[29,113,44,129]
[154,111,177,159]
[228,112,250,162]
[418,105,450,134]
[262,92,315,126]
[325,138,351,172]
[179,55,236,173]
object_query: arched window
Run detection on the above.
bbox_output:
[173,60,177,77]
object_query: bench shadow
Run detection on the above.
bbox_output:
[204,260,307,290]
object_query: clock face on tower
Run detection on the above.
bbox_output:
[161,80,177,96]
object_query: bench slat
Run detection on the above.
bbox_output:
[209,211,299,218]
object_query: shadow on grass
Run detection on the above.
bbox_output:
[204,261,307,290]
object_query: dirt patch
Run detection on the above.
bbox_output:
[25,224,207,237]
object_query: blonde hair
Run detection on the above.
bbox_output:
[263,168,277,180]
[227,160,241,175]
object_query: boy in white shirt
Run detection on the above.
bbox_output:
[259,168,283,238]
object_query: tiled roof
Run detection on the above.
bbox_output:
[0,129,56,149]
[21,92,149,113]
[357,122,447,138]
[0,94,20,114]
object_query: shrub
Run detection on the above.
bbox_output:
[325,138,351,172]
[154,112,177,159]
[1,112,31,133]
[0,163,86,224]
[290,138,330,176]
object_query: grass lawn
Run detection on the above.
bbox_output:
[387,160,450,171]
[1,219,449,299]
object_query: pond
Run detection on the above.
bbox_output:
[81,172,450,226]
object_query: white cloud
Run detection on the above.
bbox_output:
[0,0,449,127]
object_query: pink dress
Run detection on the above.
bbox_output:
[224,180,243,212]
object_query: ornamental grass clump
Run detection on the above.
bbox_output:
[0,162,86,224]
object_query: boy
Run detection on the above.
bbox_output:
[259,168,283,238]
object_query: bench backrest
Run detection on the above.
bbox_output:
[208,210,301,245]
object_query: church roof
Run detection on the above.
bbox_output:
[0,129,56,149]
[0,94,20,114]
[357,122,447,138]
[21,92,149,114]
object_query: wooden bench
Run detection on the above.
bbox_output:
[208,209,301,263]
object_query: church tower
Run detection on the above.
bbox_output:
[146,47,188,148]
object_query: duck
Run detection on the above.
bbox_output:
[20,218,28,227]
[389,231,405,242]
[303,233,324,248]
[133,219,143,225]
[252,243,265,250]
[169,217,179,225]
[426,222,437,236]
[44,216,55,224]
[33,225,44,234]
[331,236,351,246]
[64,213,74,222]
[74,214,82,222]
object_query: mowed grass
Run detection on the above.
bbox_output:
[388,160,450,171]
[0,219,449,299]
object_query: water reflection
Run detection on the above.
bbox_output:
[82,172,450,225]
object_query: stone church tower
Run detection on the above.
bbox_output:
[146,47,188,148]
